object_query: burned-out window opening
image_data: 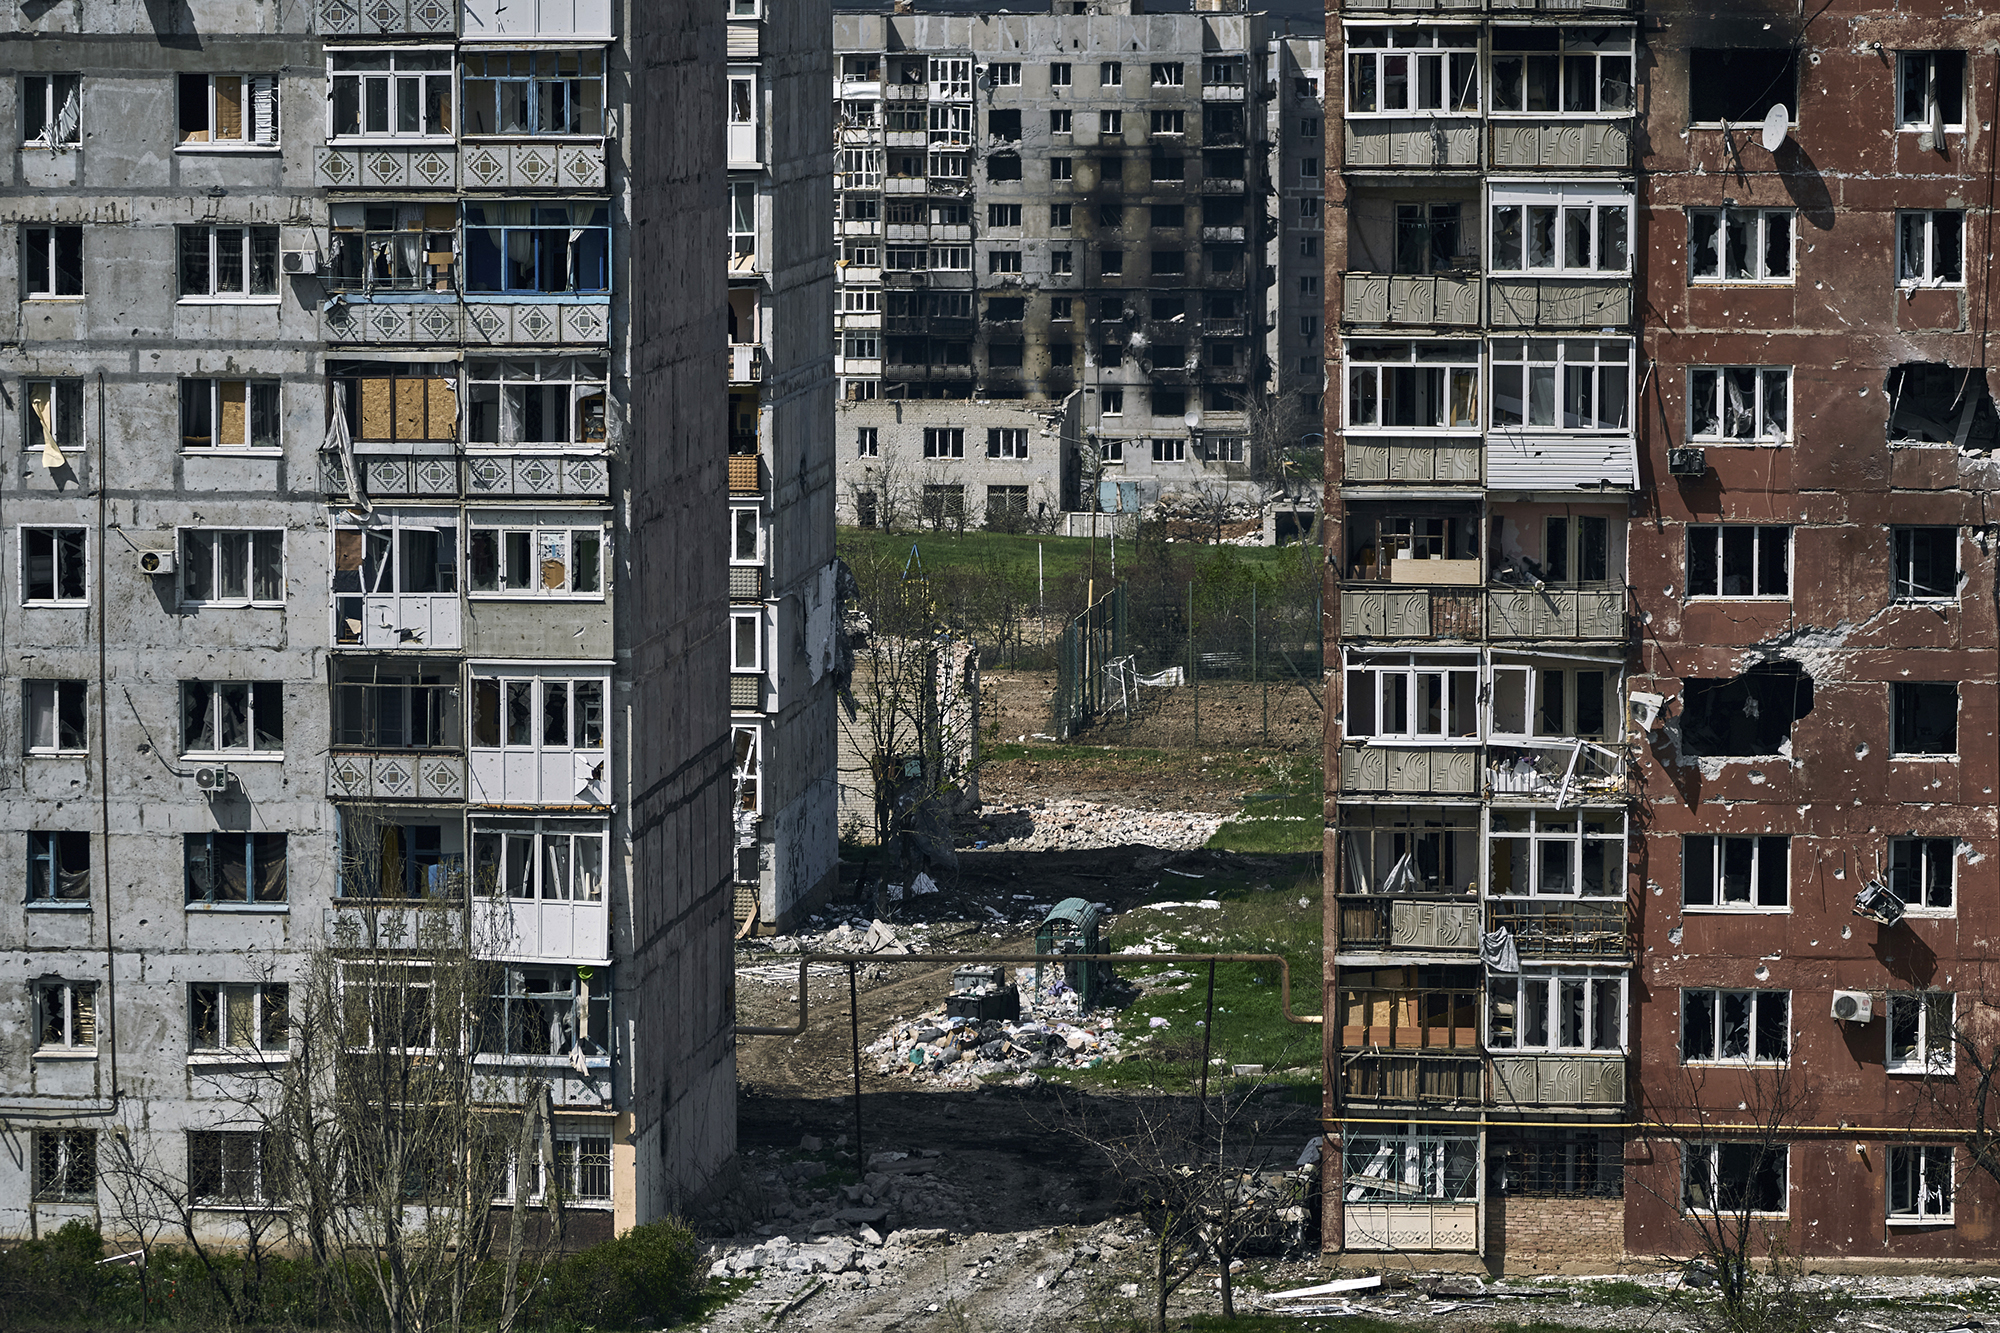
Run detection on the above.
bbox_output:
[1891,682,1957,756]
[333,660,461,748]
[1886,364,1999,449]
[1345,26,1478,115]
[1898,210,1964,286]
[1681,987,1789,1063]
[1686,525,1789,598]
[1893,526,1958,600]
[1683,834,1790,910]
[1679,663,1812,756]
[1490,27,1633,115]
[1689,368,1790,443]
[1889,837,1955,912]
[1491,1131,1624,1199]
[1688,48,1797,125]
[1393,203,1471,275]
[1897,52,1965,132]
[1688,207,1793,283]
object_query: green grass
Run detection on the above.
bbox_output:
[1573,1278,1662,1308]
[1055,862,1324,1090]
[839,525,1317,588]
[1204,755,1323,855]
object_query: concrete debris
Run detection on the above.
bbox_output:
[966,797,1226,852]
[869,988,1130,1084]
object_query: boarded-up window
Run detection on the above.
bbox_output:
[332,363,458,443]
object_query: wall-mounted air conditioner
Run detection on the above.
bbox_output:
[138,550,177,576]
[1831,990,1874,1023]
[194,765,236,794]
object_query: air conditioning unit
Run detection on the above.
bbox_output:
[1667,447,1708,478]
[194,765,236,794]
[1831,990,1874,1023]
[1853,880,1906,926]
[137,549,177,576]
[1628,690,1667,732]
[281,249,321,276]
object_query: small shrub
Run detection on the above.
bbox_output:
[535,1218,708,1330]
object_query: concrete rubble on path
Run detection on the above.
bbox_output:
[968,797,1227,852]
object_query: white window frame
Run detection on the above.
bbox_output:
[1345,340,1481,433]
[471,820,608,904]
[464,357,610,451]
[470,668,609,765]
[181,377,282,453]
[731,609,764,673]
[466,521,605,599]
[1486,970,1628,1053]
[180,680,285,758]
[23,378,84,458]
[1681,833,1790,912]
[922,427,964,459]
[189,982,289,1053]
[188,1130,275,1206]
[986,428,1028,460]
[1099,61,1123,87]
[36,979,97,1053]
[930,245,970,270]
[1049,63,1072,88]
[327,48,454,141]
[177,74,279,149]
[1149,109,1185,137]
[1486,807,1626,899]
[732,723,762,820]
[24,679,88,756]
[1888,837,1955,915]
[842,333,879,360]
[1888,1145,1954,1224]
[22,224,83,298]
[1151,62,1184,87]
[180,528,286,608]
[930,58,971,100]
[1887,992,1955,1075]
[495,1129,613,1207]
[1342,651,1479,741]
[1489,185,1632,276]
[1683,1143,1788,1217]
[1688,367,1791,444]
[177,224,280,302]
[836,148,881,190]
[1101,389,1124,417]
[730,506,763,565]
[1897,210,1965,287]
[990,63,1021,87]
[1685,524,1790,599]
[856,427,879,458]
[1897,52,1966,133]
[1489,31,1635,117]
[337,965,438,1055]
[1099,109,1123,135]
[1487,662,1615,742]
[1342,1130,1479,1204]
[927,105,971,148]
[1489,337,1631,433]
[20,525,88,606]
[21,74,81,148]
[1688,207,1794,284]
[1344,28,1478,117]
[1679,987,1790,1065]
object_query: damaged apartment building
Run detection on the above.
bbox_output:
[1326,0,1998,1267]
[828,1,1324,535]
[0,0,808,1238]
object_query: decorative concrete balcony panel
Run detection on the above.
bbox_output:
[1345,120,1480,170]
[1488,1054,1626,1107]
[321,300,610,347]
[1341,587,1482,639]
[1345,439,1482,483]
[1488,277,1632,328]
[323,905,464,952]
[317,0,456,36]
[465,452,610,500]
[1339,745,1480,796]
[358,454,460,498]
[1389,901,1482,950]
[1345,1202,1479,1253]
[1485,588,1626,640]
[461,141,607,190]
[1343,272,1481,327]
[316,145,456,190]
[1491,121,1632,170]
[328,751,467,802]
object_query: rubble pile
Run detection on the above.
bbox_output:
[868,991,1130,1084]
[969,798,1226,853]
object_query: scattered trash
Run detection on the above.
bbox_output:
[1149,1016,1171,1028]
[1268,1275,1382,1299]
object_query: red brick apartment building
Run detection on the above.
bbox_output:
[1324,0,1999,1269]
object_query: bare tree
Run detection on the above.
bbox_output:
[850,454,916,535]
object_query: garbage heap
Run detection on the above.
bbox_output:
[867,976,1125,1084]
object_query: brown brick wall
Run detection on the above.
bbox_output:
[1486,1195,1625,1271]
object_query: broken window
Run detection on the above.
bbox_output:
[1897,52,1965,132]
[1343,652,1479,739]
[181,529,285,606]
[1897,210,1964,286]
[1886,364,1999,448]
[184,832,288,905]
[328,202,458,293]
[1689,368,1790,443]
[189,1132,275,1204]
[1490,187,1629,274]
[1887,992,1955,1074]
[1688,48,1796,125]
[463,201,610,295]
[461,50,605,136]
[1347,341,1480,431]
[24,379,84,457]
[23,679,87,753]
[32,1130,96,1202]
[1345,509,1479,578]
[35,980,96,1050]
[1394,203,1468,275]
[1892,526,1957,600]
[338,816,461,899]
[1490,27,1633,114]
[181,681,284,754]
[471,821,607,902]
[1488,665,1610,739]
[182,378,280,450]
[1542,515,1610,585]
[178,225,278,299]
[1681,988,1789,1062]
[732,725,762,819]
[475,964,609,1058]
[1343,1133,1479,1205]
[1889,837,1954,912]
[1888,1145,1955,1223]
[23,225,83,297]
[1682,834,1790,909]
[333,661,460,748]
[1488,972,1625,1051]
[22,526,87,604]
[1688,207,1792,283]
[470,672,606,753]
[177,74,278,146]
[27,831,89,904]
[1892,681,1957,756]
[1679,663,1811,755]
[1490,338,1630,431]
[1686,525,1788,598]
[1345,26,1478,115]
[1487,808,1623,898]
[22,74,81,148]
[464,357,606,447]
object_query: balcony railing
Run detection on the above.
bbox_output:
[1485,586,1628,640]
[328,750,468,802]
[1343,272,1482,327]
[729,453,762,494]
[1344,437,1482,484]
[315,140,606,191]
[1346,121,1480,171]
[1491,121,1633,170]
[324,451,612,502]
[1488,277,1632,329]
[335,594,462,651]
[1488,1053,1626,1107]
[1337,896,1483,952]
[1341,1052,1483,1103]
[322,298,610,348]
[1339,744,1480,796]
[469,749,609,807]
[1488,899,1631,959]
[1339,587,1482,639]
[316,0,456,36]
[1343,1201,1479,1253]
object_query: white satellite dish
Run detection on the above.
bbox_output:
[1760,104,1789,152]
[1183,409,1202,430]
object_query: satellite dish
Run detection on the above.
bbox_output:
[1183,409,1202,430]
[1760,104,1789,152]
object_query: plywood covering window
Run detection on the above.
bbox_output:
[182,378,279,450]
[330,361,459,444]
[177,74,278,146]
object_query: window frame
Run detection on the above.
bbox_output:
[494,1128,614,1207]
[176,74,279,149]
[1486,970,1628,1053]
[189,982,290,1052]
[1685,524,1790,599]
[35,979,97,1054]
[460,49,605,137]
[1897,209,1966,288]
[179,377,282,453]
[462,200,612,296]
[1679,987,1791,1065]
[1489,337,1631,432]
[33,1129,96,1202]
[856,428,879,458]
[1345,339,1482,434]
[26,830,90,907]
[468,668,609,769]
[1888,1145,1954,1224]
[22,224,84,298]
[177,224,280,302]
[1887,991,1956,1075]
[23,378,85,458]
[1682,1142,1788,1216]
[184,831,290,908]
[922,427,965,459]
[986,427,1029,461]
[1344,27,1479,117]
[1489,185,1632,277]
[1342,651,1480,742]
[20,525,88,606]
[1100,61,1123,87]
[21,74,82,148]
[1896,52,1966,133]
[731,609,764,673]
[1892,526,1958,602]
[179,528,286,608]
[23,679,88,756]
[188,1130,277,1206]
[1485,807,1626,899]
[1688,367,1792,445]
[180,680,285,758]
[1687,207,1794,285]
[1489,29,1635,117]
[463,356,609,451]
[327,48,454,140]
[1681,834,1790,911]
[1888,837,1955,914]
